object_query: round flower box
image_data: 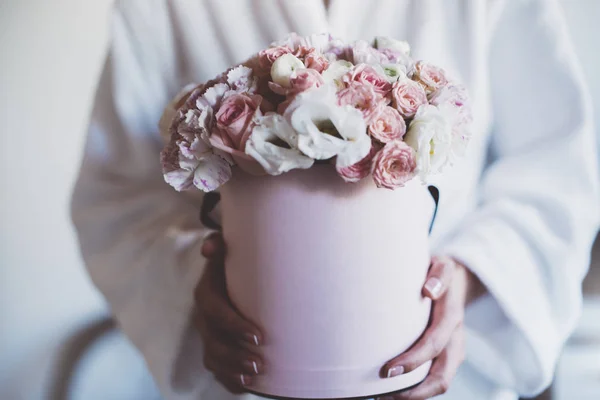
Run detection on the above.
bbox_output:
[220,166,435,399]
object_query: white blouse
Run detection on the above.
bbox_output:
[71,1,600,399]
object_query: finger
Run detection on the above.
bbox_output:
[211,370,252,395]
[196,263,264,348]
[422,256,456,300]
[204,347,256,394]
[382,295,462,377]
[203,335,264,376]
[201,232,226,258]
[393,327,465,400]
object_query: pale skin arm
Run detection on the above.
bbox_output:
[197,234,485,397]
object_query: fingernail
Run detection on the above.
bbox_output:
[240,374,251,386]
[425,277,443,298]
[386,365,404,378]
[244,360,260,375]
[244,333,260,346]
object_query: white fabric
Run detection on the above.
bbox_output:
[71,1,599,399]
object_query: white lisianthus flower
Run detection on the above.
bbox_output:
[404,104,453,180]
[284,84,371,168]
[246,113,314,175]
[271,54,305,88]
[322,60,354,88]
[375,36,411,55]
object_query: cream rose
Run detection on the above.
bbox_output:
[271,54,305,88]
[404,104,453,180]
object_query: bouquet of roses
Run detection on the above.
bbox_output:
[161,33,472,193]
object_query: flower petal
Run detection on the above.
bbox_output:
[192,154,233,192]
[246,114,314,175]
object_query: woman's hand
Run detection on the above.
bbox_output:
[378,257,485,400]
[195,233,264,393]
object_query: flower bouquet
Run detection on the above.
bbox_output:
[161,33,472,399]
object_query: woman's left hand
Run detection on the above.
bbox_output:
[377,257,485,400]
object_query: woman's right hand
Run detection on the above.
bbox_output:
[195,233,264,393]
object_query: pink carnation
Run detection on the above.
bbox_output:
[336,143,381,183]
[412,61,448,94]
[391,79,428,118]
[368,106,406,143]
[343,64,392,97]
[304,49,329,73]
[337,82,388,124]
[371,141,417,189]
[161,111,232,192]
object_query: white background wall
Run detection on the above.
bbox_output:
[0,0,599,399]
[0,0,113,396]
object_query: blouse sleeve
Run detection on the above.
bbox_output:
[439,0,599,396]
[71,1,214,397]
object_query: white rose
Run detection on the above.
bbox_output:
[404,104,453,180]
[322,60,354,88]
[284,84,371,168]
[271,54,305,88]
[375,36,411,55]
[246,113,314,175]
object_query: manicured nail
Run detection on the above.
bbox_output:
[240,374,251,386]
[244,360,260,375]
[386,365,404,378]
[424,277,443,298]
[244,333,260,346]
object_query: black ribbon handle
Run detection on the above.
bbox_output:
[428,185,440,235]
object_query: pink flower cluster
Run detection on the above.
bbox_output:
[161,33,472,192]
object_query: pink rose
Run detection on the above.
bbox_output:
[304,49,329,73]
[412,61,448,94]
[258,46,292,71]
[214,93,263,151]
[336,143,381,183]
[368,106,406,143]
[391,79,428,118]
[337,82,388,124]
[343,64,392,97]
[371,141,417,189]
[268,68,324,97]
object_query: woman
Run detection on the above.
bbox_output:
[71,0,599,399]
